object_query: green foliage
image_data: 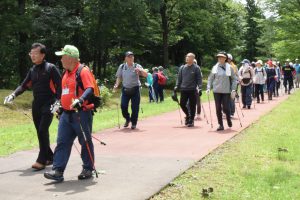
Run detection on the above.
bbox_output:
[99,84,112,106]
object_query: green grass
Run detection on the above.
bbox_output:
[150,91,300,200]
[0,89,211,156]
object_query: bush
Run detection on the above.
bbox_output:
[99,84,112,106]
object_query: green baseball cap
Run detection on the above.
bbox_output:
[55,45,79,58]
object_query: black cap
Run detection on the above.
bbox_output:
[125,51,134,57]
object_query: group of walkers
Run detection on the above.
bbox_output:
[3,42,298,182]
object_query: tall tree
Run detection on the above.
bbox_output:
[244,0,264,61]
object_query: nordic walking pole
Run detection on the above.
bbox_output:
[201,104,209,124]
[207,93,213,128]
[237,96,244,117]
[139,86,144,114]
[116,103,120,129]
[235,104,243,127]
[76,112,98,178]
[12,102,33,121]
[92,135,106,146]
[177,102,183,125]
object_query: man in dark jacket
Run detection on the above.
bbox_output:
[175,53,202,127]
[4,43,61,170]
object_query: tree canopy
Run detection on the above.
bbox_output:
[0,0,298,88]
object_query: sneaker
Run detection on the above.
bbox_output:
[216,125,224,131]
[227,120,232,128]
[247,105,251,109]
[185,117,190,126]
[257,100,260,103]
[44,170,64,182]
[124,119,130,128]
[187,119,194,127]
[131,124,136,130]
[78,169,93,180]
[243,105,246,109]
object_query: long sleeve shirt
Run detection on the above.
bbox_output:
[176,63,202,91]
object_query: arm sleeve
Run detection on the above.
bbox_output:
[80,87,93,101]
[175,66,182,89]
[79,68,94,100]
[51,65,62,100]
[196,66,202,89]
[231,68,237,91]
[14,69,32,97]
[116,65,123,78]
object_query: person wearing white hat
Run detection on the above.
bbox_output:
[207,51,237,131]
[253,60,266,103]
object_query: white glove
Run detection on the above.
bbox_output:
[70,98,83,109]
[4,94,15,104]
[50,100,61,114]
[231,90,236,100]
[206,89,210,95]
[145,82,150,87]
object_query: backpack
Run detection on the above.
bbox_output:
[75,64,102,111]
[157,72,167,86]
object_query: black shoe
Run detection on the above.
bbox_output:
[78,169,93,180]
[288,90,291,95]
[216,125,224,131]
[247,105,251,109]
[257,100,260,103]
[124,119,130,128]
[185,117,190,126]
[44,170,64,182]
[243,105,246,108]
[187,119,194,127]
[131,124,136,129]
[227,120,232,128]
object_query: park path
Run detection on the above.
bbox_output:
[0,92,291,200]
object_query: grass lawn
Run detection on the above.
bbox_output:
[151,91,300,200]
[0,88,211,156]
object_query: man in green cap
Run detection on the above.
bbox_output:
[44,45,96,182]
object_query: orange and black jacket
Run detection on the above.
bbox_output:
[14,61,62,102]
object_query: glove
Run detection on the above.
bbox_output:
[145,83,150,87]
[50,100,61,114]
[4,94,15,104]
[174,86,178,92]
[206,89,210,95]
[198,89,202,97]
[231,90,236,100]
[70,98,83,110]
[171,91,178,102]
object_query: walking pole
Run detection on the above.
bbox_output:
[235,104,243,127]
[139,87,144,114]
[201,104,209,124]
[236,95,244,117]
[207,94,213,128]
[171,91,182,125]
[116,103,120,129]
[76,112,98,178]
[92,135,107,146]
[177,102,183,125]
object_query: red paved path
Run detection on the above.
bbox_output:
[0,92,291,200]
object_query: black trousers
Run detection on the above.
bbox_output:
[180,90,197,119]
[187,90,201,115]
[213,93,231,126]
[255,84,264,101]
[32,100,54,164]
[283,77,293,91]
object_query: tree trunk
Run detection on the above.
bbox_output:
[17,0,28,80]
[160,0,169,67]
